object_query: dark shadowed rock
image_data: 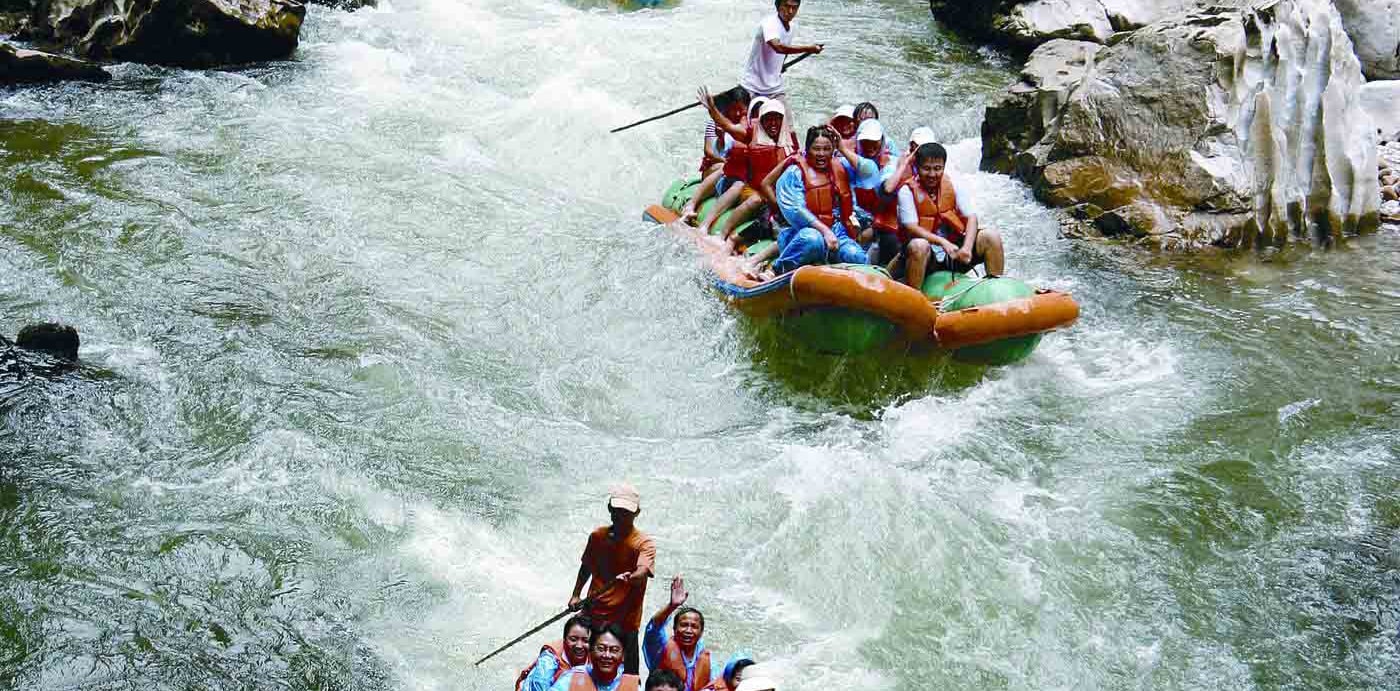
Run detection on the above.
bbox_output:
[929,0,1189,52]
[16,322,79,361]
[307,0,375,9]
[1,41,109,82]
[27,0,305,67]
[980,0,1380,249]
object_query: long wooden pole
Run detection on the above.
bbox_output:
[608,53,816,134]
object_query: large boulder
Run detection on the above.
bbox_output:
[1,41,109,82]
[1361,81,1400,142]
[26,0,305,67]
[1334,0,1400,81]
[982,0,1380,249]
[929,0,1195,51]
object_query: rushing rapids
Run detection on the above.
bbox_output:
[1,0,1397,689]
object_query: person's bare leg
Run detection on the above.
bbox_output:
[742,242,781,281]
[699,183,744,235]
[976,228,1004,277]
[717,197,764,249]
[905,239,932,291]
[680,168,724,225]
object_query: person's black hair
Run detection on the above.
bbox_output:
[646,670,685,691]
[728,85,752,106]
[774,0,800,8]
[915,142,948,167]
[853,102,879,121]
[805,124,836,151]
[726,660,756,684]
[673,606,705,632]
[750,100,766,119]
[590,623,626,649]
[562,614,593,640]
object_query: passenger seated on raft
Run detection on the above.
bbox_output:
[699,96,795,246]
[643,576,713,691]
[646,671,685,691]
[550,624,642,691]
[842,119,908,266]
[852,102,896,158]
[889,142,1005,290]
[829,104,856,148]
[907,125,936,154]
[762,125,868,274]
[518,614,594,691]
[701,653,755,691]
[682,88,754,225]
[683,93,766,226]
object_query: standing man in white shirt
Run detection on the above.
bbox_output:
[740,0,823,148]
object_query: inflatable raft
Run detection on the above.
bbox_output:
[647,177,1080,364]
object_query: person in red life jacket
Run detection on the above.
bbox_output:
[550,624,641,691]
[891,142,1005,289]
[704,98,796,247]
[518,615,594,691]
[829,104,856,147]
[840,119,909,266]
[762,125,868,274]
[645,670,685,691]
[642,576,713,691]
[701,653,755,691]
[568,483,656,675]
[683,90,769,227]
[681,88,754,225]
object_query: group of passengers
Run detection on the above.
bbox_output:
[516,484,777,691]
[682,87,1005,289]
[678,0,1005,289]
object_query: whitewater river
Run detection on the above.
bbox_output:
[2,0,1398,688]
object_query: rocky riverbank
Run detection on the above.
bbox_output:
[933,0,1397,249]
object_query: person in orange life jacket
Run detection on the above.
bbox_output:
[550,624,642,691]
[892,142,1005,290]
[839,119,907,265]
[701,653,755,691]
[519,615,594,691]
[703,98,795,247]
[682,92,768,227]
[646,670,685,691]
[763,125,868,274]
[829,104,857,147]
[568,483,656,675]
[642,576,713,691]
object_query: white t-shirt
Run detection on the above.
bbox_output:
[740,13,791,97]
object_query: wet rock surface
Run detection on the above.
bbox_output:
[0,41,108,83]
[23,0,305,68]
[1334,0,1400,81]
[982,0,1380,249]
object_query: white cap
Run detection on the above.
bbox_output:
[748,96,769,115]
[758,99,786,119]
[832,104,855,120]
[734,666,777,691]
[856,119,884,142]
[909,126,936,147]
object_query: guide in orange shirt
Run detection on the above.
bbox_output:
[568,483,656,675]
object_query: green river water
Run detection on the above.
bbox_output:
[1,0,1397,689]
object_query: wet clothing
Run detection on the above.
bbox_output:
[578,526,655,633]
[741,13,791,97]
[772,161,868,273]
[643,614,713,691]
[896,175,977,242]
[519,642,578,691]
[549,666,640,691]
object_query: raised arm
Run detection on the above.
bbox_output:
[697,86,748,142]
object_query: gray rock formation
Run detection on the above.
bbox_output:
[0,41,109,82]
[25,0,305,67]
[1334,0,1400,81]
[1361,81,1400,142]
[929,0,1193,51]
[982,0,1380,249]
